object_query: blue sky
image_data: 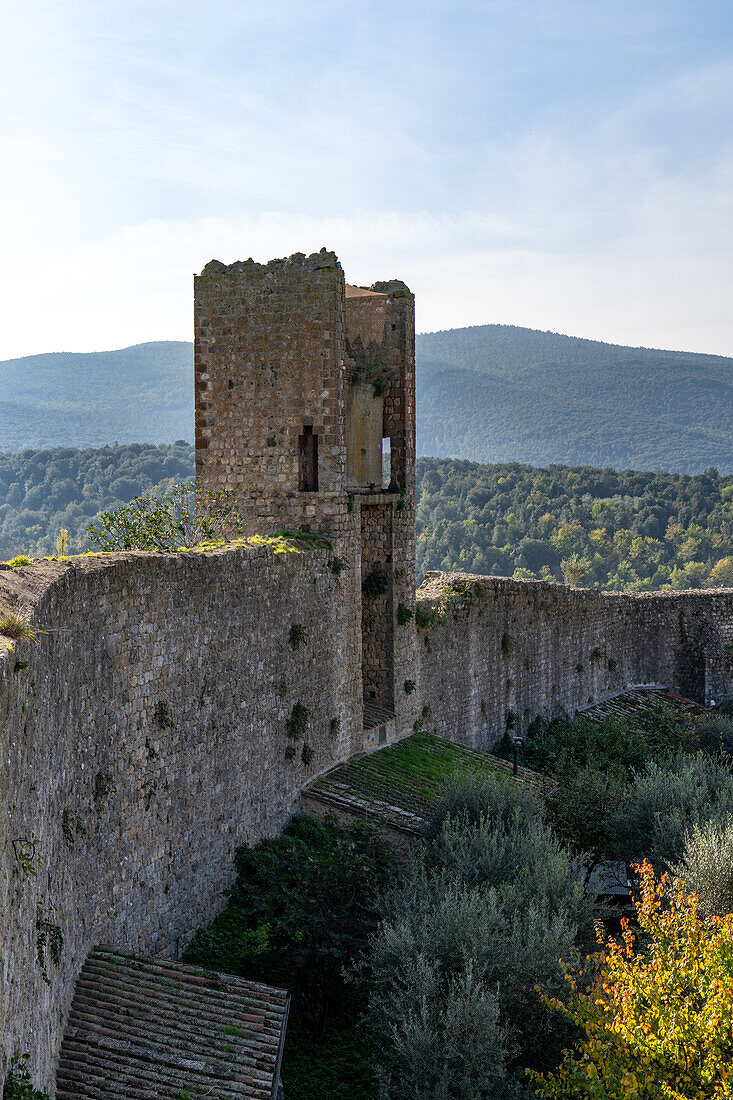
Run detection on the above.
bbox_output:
[2,0,732,358]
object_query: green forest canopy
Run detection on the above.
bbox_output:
[416,458,733,590]
[1,444,732,593]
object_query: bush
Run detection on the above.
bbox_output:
[367,779,594,1093]
[513,706,696,779]
[87,480,244,551]
[423,773,541,844]
[607,752,733,869]
[544,764,627,868]
[531,861,733,1099]
[372,952,519,1100]
[671,816,733,917]
[184,813,393,1024]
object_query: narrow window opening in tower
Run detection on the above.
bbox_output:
[382,437,391,489]
[298,426,318,491]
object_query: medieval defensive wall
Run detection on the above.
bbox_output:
[0,249,731,1092]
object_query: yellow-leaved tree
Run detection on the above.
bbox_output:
[531,861,733,1099]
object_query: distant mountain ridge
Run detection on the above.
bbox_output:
[416,325,733,473]
[0,342,193,451]
[2,327,732,472]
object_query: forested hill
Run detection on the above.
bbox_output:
[416,326,733,473]
[2,327,733,473]
[0,342,193,451]
[2,444,732,595]
[416,458,733,590]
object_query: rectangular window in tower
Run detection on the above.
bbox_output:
[298,426,318,491]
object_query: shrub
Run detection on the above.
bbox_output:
[671,816,733,917]
[532,862,733,1099]
[607,751,733,869]
[423,773,542,845]
[368,779,594,1089]
[3,556,31,568]
[513,706,696,779]
[544,764,627,868]
[185,814,393,1024]
[87,481,244,551]
[371,952,518,1100]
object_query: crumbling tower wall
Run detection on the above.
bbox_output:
[194,250,418,750]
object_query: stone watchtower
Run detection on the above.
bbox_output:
[194,249,418,748]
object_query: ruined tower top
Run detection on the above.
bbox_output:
[193,248,415,539]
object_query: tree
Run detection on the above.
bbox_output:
[531,861,733,1099]
[670,816,733,917]
[184,813,393,1026]
[560,554,588,587]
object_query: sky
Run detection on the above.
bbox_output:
[2,0,733,360]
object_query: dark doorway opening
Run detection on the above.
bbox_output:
[298,426,318,492]
[361,503,395,726]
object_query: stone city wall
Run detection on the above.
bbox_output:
[416,572,733,751]
[0,544,357,1092]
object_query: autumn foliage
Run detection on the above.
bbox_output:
[532,860,733,1099]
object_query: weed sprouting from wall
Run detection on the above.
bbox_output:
[35,905,64,985]
[404,680,416,695]
[362,570,388,598]
[301,742,314,765]
[288,623,308,650]
[501,632,515,658]
[12,837,41,881]
[327,557,348,577]
[0,613,39,644]
[153,699,174,730]
[286,702,310,740]
[3,1055,51,1100]
[397,602,413,625]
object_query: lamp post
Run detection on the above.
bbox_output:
[513,736,523,778]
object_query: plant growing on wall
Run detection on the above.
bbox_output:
[3,1055,51,1100]
[327,556,348,577]
[87,481,245,552]
[0,613,39,644]
[35,904,64,985]
[362,570,388,598]
[288,623,308,650]
[286,702,310,740]
[396,602,413,625]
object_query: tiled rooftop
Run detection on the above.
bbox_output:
[56,946,289,1100]
[304,733,554,836]
[577,685,704,724]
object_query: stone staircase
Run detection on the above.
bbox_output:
[56,946,289,1099]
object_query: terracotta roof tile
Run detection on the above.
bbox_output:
[56,946,289,1100]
